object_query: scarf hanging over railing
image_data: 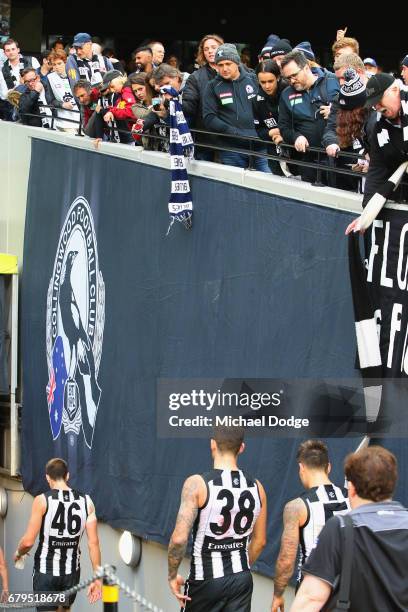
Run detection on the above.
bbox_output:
[160,86,194,234]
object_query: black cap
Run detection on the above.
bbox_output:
[365,73,395,108]
[402,54,408,68]
[100,69,123,91]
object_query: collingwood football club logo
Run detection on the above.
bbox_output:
[46,197,105,449]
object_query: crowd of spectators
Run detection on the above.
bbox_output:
[1,29,408,196]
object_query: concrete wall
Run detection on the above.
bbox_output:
[0,122,363,611]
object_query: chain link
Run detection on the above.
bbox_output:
[1,565,162,610]
[104,566,163,612]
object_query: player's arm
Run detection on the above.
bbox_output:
[14,495,46,561]
[85,498,102,604]
[271,498,307,612]
[0,547,9,594]
[248,480,267,565]
[167,474,204,603]
[289,574,331,612]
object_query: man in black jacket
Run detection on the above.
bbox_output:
[202,43,270,171]
[362,74,408,205]
[279,50,339,183]
[19,67,52,127]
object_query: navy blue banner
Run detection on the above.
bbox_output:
[21,139,408,577]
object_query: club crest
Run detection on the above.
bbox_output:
[46,197,105,448]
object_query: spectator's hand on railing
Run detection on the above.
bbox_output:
[326,144,340,158]
[336,26,347,40]
[351,159,369,173]
[319,104,331,120]
[294,136,309,153]
[269,127,283,145]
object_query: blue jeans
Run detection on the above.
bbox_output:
[219,150,271,173]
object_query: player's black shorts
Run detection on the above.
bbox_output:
[181,570,253,612]
[33,569,80,610]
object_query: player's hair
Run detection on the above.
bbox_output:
[296,440,329,471]
[344,446,397,502]
[46,458,68,480]
[212,426,244,455]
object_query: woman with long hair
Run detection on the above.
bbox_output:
[253,59,288,174]
[335,68,370,191]
[182,33,224,161]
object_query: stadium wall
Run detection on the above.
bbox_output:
[0,122,378,611]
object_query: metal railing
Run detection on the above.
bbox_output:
[14,104,408,196]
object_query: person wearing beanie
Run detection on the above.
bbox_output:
[259,33,281,60]
[202,43,271,172]
[323,57,373,190]
[278,49,339,183]
[401,54,408,85]
[332,68,370,187]
[66,32,113,92]
[269,39,292,66]
[294,41,315,62]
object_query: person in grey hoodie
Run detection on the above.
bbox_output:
[202,43,270,171]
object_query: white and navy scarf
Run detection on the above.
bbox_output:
[160,86,194,233]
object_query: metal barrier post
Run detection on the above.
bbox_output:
[103,567,119,612]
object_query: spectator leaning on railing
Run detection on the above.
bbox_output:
[45,50,79,132]
[279,50,339,183]
[182,33,224,161]
[202,43,271,172]
[19,67,52,127]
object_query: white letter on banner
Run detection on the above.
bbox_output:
[367,221,381,283]
[170,156,186,170]
[170,129,180,143]
[387,303,402,369]
[169,202,193,213]
[380,221,393,288]
[397,224,408,290]
[171,180,189,193]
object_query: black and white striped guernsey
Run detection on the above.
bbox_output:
[189,469,261,581]
[297,483,350,583]
[34,489,90,576]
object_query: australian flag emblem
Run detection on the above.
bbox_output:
[46,336,67,439]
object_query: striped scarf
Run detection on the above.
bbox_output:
[160,86,194,233]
